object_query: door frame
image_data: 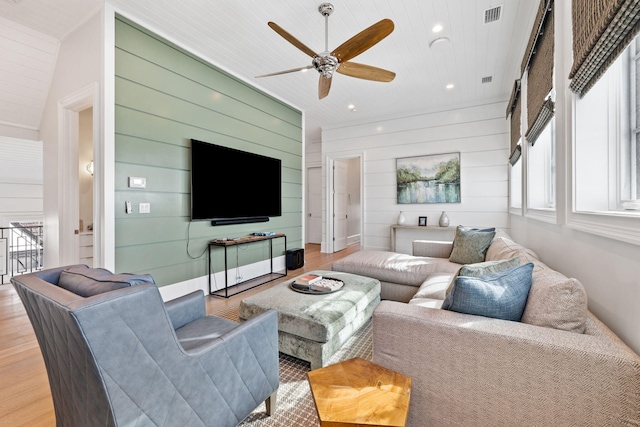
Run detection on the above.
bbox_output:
[58,82,101,266]
[325,153,364,253]
[306,164,322,244]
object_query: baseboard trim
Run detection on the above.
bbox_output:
[158,255,286,301]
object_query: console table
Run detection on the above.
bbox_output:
[391,224,456,254]
[208,233,287,298]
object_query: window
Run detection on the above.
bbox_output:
[527,117,556,210]
[625,36,640,208]
[510,146,522,210]
[574,36,640,214]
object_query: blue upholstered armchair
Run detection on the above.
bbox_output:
[11,265,279,427]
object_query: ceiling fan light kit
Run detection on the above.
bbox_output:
[256,2,396,99]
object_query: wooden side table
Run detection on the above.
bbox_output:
[307,357,411,427]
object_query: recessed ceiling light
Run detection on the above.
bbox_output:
[348,104,355,110]
[432,24,443,33]
[446,83,454,89]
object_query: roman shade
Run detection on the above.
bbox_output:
[524,0,555,146]
[506,80,522,164]
[569,0,640,97]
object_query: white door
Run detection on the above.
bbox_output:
[333,160,348,252]
[307,167,322,244]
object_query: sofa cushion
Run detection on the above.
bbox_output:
[413,272,456,300]
[442,263,534,321]
[485,236,540,263]
[58,265,155,297]
[332,250,460,287]
[445,257,522,298]
[521,263,588,333]
[486,238,588,333]
[449,226,496,264]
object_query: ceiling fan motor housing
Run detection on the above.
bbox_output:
[313,54,338,77]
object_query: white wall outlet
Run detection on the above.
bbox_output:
[128,177,146,188]
[125,201,132,214]
[139,203,151,214]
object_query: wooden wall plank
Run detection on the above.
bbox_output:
[114,16,302,285]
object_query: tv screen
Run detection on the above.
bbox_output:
[190,139,282,225]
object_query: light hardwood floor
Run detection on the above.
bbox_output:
[0,243,360,427]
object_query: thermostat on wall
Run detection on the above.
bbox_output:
[129,177,146,188]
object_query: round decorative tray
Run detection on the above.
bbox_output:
[289,277,344,295]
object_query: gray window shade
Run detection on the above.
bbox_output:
[521,0,553,74]
[570,0,640,97]
[509,144,522,166]
[525,1,554,145]
[525,98,555,146]
[506,80,522,162]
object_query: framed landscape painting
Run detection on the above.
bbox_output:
[397,152,461,204]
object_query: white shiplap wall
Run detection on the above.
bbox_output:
[0,137,43,226]
[0,15,58,134]
[322,101,509,251]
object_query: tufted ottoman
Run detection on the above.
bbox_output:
[238,270,380,370]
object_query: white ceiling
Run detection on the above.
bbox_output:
[0,0,538,142]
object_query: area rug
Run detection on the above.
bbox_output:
[211,305,373,427]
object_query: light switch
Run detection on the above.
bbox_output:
[139,203,151,214]
[129,177,146,188]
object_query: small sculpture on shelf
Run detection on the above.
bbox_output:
[397,211,406,225]
[439,211,450,227]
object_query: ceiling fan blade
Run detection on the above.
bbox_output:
[268,22,318,58]
[332,19,394,63]
[336,62,396,82]
[318,75,332,99]
[256,65,313,78]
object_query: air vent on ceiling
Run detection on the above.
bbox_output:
[481,76,493,84]
[484,6,502,24]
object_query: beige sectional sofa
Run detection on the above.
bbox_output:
[332,231,640,427]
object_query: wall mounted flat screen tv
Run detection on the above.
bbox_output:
[190,139,282,225]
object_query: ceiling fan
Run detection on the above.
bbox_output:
[256,3,396,99]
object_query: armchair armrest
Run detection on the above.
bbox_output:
[164,290,206,330]
[372,301,640,427]
[412,240,453,258]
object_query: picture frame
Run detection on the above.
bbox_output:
[396,152,461,204]
[418,216,427,226]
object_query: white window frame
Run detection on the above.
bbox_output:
[526,117,556,212]
[622,38,640,209]
[567,40,640,245]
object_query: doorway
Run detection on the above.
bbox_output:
[326,155,363,253]
[306,167,322,244]
[78,108,94,266]
[58,83,100,267]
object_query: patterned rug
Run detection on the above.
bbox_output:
[211,305,373,427]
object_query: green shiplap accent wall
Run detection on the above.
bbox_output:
[114,16,303,286]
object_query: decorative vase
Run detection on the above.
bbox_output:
[439,211,449,227]
[397,211,406,225]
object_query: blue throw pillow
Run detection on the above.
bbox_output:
[442,262,534,321]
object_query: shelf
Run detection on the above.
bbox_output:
[208,234,287,298]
